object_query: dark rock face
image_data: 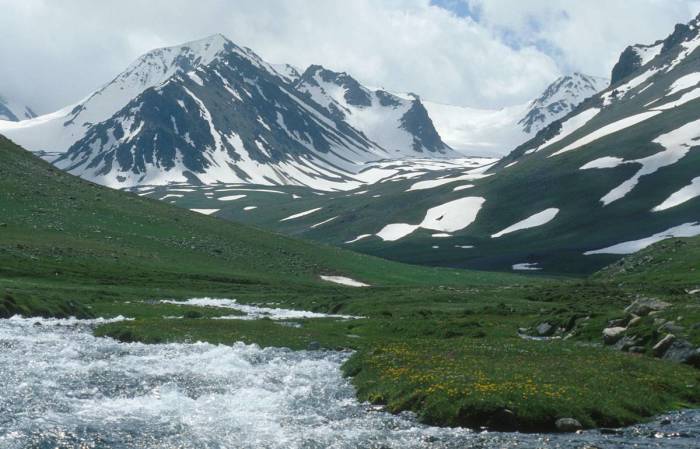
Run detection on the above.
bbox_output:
[611,13,700,85]
[400,100,447,153]
[610,47,643,85]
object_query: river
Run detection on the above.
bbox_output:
[1,316,698,449]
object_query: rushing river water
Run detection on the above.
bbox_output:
[1,316,699,449]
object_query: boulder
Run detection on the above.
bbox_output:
[555,417,583,432]
[652,334,675,357]
[306,341,321,351]
[662,340,700,366]
[625,298,671,316]
[602,327,626,345]
[607,317,628,328]
[536,322,555,337]
[627,315,642,327]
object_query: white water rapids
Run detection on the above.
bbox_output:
[0,316,698,448]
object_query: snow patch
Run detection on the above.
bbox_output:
[281,207,322,222]
[319,276,370,288]
[190,209,219,215]
[653,176,700,211]
[512,263,541,271]
[585,222,700,255]
[491,208,559,238]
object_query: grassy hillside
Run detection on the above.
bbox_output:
[2,135,699,432]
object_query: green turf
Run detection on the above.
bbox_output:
[2,135,699,432]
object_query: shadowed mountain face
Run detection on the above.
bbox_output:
[6,35,449,190]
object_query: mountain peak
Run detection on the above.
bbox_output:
[518,72,608,134]
[611,13,700,84]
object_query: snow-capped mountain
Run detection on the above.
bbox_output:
[0,34,292,152]
[517,73,609,134]
[3,34,453,190]
[0,95,36,122]
[295,65,454,157]
[181,13,700,275]
[54,35,444,190]
[422,73,607,157]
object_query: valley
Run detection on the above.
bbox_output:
[1,6,700,447]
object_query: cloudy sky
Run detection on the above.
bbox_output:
[1,0,698,114]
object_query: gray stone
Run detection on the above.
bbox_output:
[608,317,628,328]
[658,322,684,334]
[555,417,583,432]
[662,340,700,366]
[625,298,671,316]
[306,341,321,351]
[602,327,626,345]
[614,336,638,351]
[536,322,555,337]
[627,315,642,327]
[652,334,675,357]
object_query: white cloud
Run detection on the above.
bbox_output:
[0,0,697,114]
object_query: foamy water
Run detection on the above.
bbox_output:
[1,317,698,448]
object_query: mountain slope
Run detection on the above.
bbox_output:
[2,133,519,295]
[151,14,700,275]
[517,73,609,134]
[0,95,36,121]
[423,73,607,156]
[295,65,454,157]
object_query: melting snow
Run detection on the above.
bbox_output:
[244,206,258,211]
[598,118,700,205]
[377,197,485,241]
[667,73,700,96]
[538,108,600,152]
[310,216,338,229]
[585,222,700,255]
[376,223,420,242]
[281,207,322,222]
[453,185,474,191]
[218,195,247,201]
[319,276,370,288]
[512,263,542,271]
[345,234,371,244]
[491,208,560,238]
[580,157,625,170]
[190,209,219,215]
[653,176,700,211]
[408,173,488,191]
[550,111,663,157]
[162,298,361,320]
[420,197,485,233]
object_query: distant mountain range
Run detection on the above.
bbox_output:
[422,73,609,157]
[0,95,35,122]
[132,13,700,275]
[0,34,606,189]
